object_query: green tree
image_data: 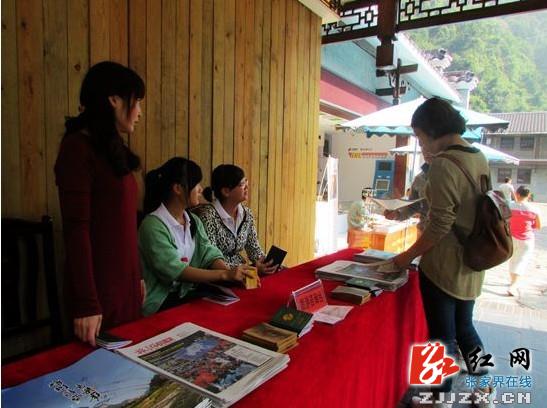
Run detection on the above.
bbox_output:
[407,11,547,112]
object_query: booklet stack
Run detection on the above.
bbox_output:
[95,331,132,350]
[2,348,212,408]
[330,285,371,305]
[315,260,408,291]
[118,322,289,407]
[242,323,298,353]
[241,306,313,352]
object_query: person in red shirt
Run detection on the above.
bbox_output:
[55,62,145,346]
[508,186,542,297]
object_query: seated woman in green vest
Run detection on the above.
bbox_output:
[138,157,253,316]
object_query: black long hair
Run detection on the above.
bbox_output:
[144,157,202,215]
[202,164,245,203]
[411,97,467,139]
[64,61,145,176]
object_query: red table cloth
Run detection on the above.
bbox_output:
[2,248,427,408]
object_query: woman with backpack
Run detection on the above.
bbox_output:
[393,98,494,407]
[138,157,253,316]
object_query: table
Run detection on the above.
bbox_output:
[348,222,418,252]
[2,248,427,408]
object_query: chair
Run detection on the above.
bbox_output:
[1,216,63,362]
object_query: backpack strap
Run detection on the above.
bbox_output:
[436,153,480,244]
[436,153,481,193]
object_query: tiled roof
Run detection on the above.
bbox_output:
[487,112,547,134]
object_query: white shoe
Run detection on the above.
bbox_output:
[507,285,520,297]
[472,386,496,408]
[411,396,452,408]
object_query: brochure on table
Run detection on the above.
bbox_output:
[1,348,211,408]
[118,322,289,407]
[315,260,408,291]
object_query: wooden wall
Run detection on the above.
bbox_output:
[1,0,321,268]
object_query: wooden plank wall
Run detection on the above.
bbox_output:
[1,0,321,270]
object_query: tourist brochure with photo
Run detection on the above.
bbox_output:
[290,279,353,325]
[117,322,289,407]
[315,260,408,291]
[1,348,211,408]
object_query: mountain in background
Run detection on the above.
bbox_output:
[407,10,547,113]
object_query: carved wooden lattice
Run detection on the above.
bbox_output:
[321,3,378,38]
[400,0,524,23]
[321,0,545,43]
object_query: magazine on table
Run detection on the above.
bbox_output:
[1,348,211,408]
[117,322,290,407]
[315,260,408,291]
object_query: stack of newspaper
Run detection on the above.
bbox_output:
[2,348,212,408]
[118,322,290,407]
[315,260,408,291]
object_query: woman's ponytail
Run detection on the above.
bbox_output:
[143,168,166,214]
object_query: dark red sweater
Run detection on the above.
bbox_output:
[55,132,142,328]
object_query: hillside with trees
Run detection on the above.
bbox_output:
[407,10,547,113]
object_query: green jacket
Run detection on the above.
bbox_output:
[138,212,224,316]
[420,145,490,300]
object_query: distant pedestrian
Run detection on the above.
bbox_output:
[498,177,516,202]
[508,186,542,297]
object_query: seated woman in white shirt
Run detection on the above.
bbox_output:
[138,158,253,315]
[192,164,278,274]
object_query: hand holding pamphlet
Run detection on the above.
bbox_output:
[263,245,287,274]
[371,197,424,212]
[244,266,260,289]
